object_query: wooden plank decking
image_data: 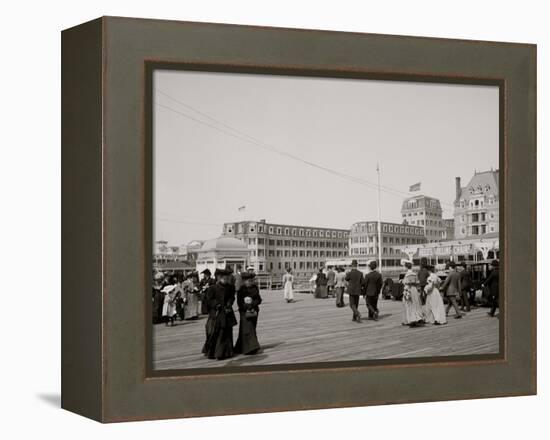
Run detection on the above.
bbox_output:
[153,290,499,370]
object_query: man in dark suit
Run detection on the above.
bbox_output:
[483,260,499,317]
[345,259,364,323]
[363,260,383,320]
[440,262,464,319]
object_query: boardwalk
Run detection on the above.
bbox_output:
[153,290,499,370]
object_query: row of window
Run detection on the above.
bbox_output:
[225,223,349,238]
[350,236,423,245]
[351,224,423,235]
[459,224,497,235]
[350,247,410,256]
[458,196,497,209]
[250,250,347,258]
[247,238,347,248]
[457,212,497,223]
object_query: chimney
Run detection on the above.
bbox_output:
[455,177,461,201]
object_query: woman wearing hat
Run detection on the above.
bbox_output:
[282,268,294,303]
[234,272,263,355]
[401,260,424,327]
[161,283,179,327]
[423,266,447,325]
[182,272,200,320]
[202,268,237,360]
[152,271,165,324]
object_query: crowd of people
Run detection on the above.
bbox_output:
[153,257,499,361]
[153,265,263,361]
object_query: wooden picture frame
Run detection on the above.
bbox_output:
[62,16,536,422]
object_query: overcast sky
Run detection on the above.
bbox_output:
[153,70,499,247]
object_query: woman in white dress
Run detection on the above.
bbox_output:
[161,284,179,326]
[401,260,424,327]
[424,266,447,325]
[282,268,294,303]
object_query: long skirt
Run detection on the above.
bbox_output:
[424,289,447,324]
[315,285,328,298]
[402,287,424,324]
[284,281,294,300]
[162,299,177,318]
[234,312,261,355]
[184,294,200,319]
[202,312,236,360]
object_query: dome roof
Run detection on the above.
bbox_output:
[200,236,248,252]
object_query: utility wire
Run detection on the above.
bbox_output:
[155,90,456,209]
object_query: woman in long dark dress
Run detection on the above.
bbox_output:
[234,272,263,355]
[201,268,237,360]
[152,272,165,324]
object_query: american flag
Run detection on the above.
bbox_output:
[409,182,421,192]
[238,205,246,212]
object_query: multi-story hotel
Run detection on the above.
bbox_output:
[348,220,427,268]
[401,195,451,243]
[221,219,349,278]
[454,170,499,239]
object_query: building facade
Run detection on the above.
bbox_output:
[401,195,448,243]
[221,219,349,278]
[348,221,427,268]
[454,170,499,239]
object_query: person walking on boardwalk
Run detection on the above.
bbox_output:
[417,257,430,306]
[201,268,237,360]
[234,272,263,355]
[334,267,347,308]
[483,260,499,317]
[199,268,215,315]
[363,260,383,320]
[234,264,244,292]
[152,271,165,324]
[182,272,201,320]
[282,268,294,303]
[326,266,336,298]
[424,265,447,325]
[458,262,472,311]
[401,259,424,327]
[345,260,364,323]
[440,261,464,319]
[161,283,179,327]
[315,267,328,298]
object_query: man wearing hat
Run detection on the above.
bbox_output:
[440,261,464,319]
[345,259,364,323]
[363,260,383,320]
[234,264,244,292]
[483,260,499,317]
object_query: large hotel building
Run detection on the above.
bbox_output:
[221,219,349,278]
[348,221,426,268]
[453,170,499,239]
[401,195,454,242]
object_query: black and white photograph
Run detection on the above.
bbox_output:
[151,69,501,370]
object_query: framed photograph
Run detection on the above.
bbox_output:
[62,16,536,422]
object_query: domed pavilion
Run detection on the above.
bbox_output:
[195,236,251,274]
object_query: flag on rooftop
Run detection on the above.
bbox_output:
[238,205,246,212]
[409,182,421,192]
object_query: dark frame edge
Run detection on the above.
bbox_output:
[61,17,105,422]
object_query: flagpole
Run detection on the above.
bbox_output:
[377,163,382,272]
